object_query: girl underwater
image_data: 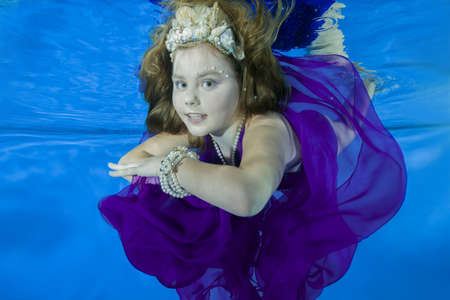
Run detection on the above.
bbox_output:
[99,0,407,299]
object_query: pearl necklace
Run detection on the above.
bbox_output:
[209,115,246,166]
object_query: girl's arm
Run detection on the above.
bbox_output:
[175,113,293,217]
[117,132,190,182]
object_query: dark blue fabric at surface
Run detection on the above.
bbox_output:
[270,0,336,50]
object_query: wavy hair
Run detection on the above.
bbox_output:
[137,0,294,147]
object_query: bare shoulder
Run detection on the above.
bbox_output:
[245,111,286,130]
[242,111,293,165]
[244,111,292,149]
[244,111,301,171]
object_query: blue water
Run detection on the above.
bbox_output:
[1,0,449,299]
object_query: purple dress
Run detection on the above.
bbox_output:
[98,54,407,300]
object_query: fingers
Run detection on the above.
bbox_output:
[107,156,159,178]
[108,162,139,177]
[108,162,139,169]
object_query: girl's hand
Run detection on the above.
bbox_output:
[108,156,164,179]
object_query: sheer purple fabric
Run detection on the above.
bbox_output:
[98,54,407,300]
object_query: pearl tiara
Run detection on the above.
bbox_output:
[165,2,245,61]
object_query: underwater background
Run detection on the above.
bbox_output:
[1,0,449,299]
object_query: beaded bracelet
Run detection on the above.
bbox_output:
[159,146,199,198]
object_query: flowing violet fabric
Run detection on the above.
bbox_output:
[98,54,407,300]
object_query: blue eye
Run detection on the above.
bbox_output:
[202,80,217,89]
[174,81,186,89]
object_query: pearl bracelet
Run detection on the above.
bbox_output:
[159,146,199,198]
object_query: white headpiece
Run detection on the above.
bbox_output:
[165,2,245,61]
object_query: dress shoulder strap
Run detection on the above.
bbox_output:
[236,119,247,166]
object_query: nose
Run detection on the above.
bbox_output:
[185,95,200,106]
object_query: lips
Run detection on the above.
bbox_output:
[185,113,207,120]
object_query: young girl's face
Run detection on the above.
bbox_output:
[171,43,241,137]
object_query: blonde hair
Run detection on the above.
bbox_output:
[137,0,294,147]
